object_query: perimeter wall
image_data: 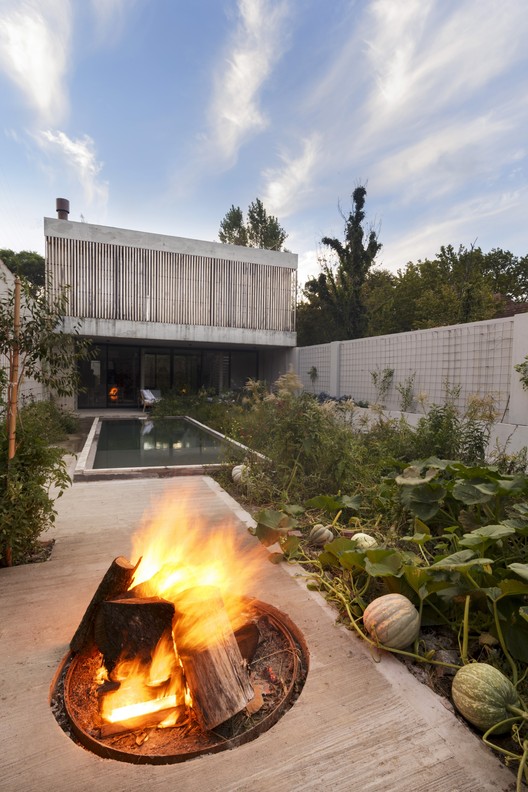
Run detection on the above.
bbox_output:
[293,313,528,450]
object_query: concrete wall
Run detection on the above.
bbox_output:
[45,218,297,346]
[295,314,528,427]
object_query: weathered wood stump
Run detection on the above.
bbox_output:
[172,586,254,731]
[94,596,175,671]
[70,556,140,653]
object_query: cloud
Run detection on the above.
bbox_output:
[369,114,514,203]
[0,0,71,124]
[35,130,108,206]
[262,134,321,218]
[206,0,291,168]
[361,0,528,144]
[90,0,132,43]
[382,188,526,271]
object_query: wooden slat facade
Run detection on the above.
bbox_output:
[46,236,297,333]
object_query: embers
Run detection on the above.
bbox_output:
[51,555,308,764]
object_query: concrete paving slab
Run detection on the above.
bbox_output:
[0,476,517,792]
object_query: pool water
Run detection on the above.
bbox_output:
[93,418,230,469]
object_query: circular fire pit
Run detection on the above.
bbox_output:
[51,599,309,764]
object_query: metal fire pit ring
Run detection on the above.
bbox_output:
[52,599,309,765]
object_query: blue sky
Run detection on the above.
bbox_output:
[1,0,527,287]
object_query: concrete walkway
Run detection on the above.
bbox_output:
[0,476,517,792]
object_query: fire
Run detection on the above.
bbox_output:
[99,632,184,725]
[98,485,263,728]
[128,488,263,635]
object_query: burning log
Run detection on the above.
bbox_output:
[94,597,175,671]
[172,586,254,731]
[70,556,140,653]
[99,703,187,738]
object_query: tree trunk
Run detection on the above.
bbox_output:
[4,277,21,567]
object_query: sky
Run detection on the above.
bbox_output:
[1,0,527,288]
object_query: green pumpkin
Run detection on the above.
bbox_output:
[451,663,522,733]
[362,593,420,649]
[309,524,333,545]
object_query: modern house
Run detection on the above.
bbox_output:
[45,201,297,409]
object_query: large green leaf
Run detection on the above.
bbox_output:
[496,598,528,663]
[338,550,366,571]
[458,523,516,549]
[431,549,493,571]
[254,508,296,531]
[324,537,358,557]
[399,481,445,521]
[508,563,528,582]
[253,508,296,547]
[402,532,432,545]
[282,504,305,516]
[364,549,403,577]
[339,495,362,511]
[304,494,360,514]
[452,481,492,504]
[498,579,528,598]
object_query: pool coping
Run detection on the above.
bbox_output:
[73,414,265,481]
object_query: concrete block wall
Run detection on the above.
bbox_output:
[296,314,528,426]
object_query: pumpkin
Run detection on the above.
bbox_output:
[451,663,522,733]
[231,464,248,484]
[309,523,333,545]
[351,532,377,550]
[362,593,420,649]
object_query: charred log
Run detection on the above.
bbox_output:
[70,556,140,653]
[94,596,175,672]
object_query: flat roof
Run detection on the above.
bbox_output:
[45,217,297,270]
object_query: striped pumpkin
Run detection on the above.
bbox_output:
[362,593,420,649]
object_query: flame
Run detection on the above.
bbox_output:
[100,633,184,725]
[99,485,263,727]
[129,487,263,637]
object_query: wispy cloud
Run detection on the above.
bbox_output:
[382,188,526,270]
[262,134,321,218]
[206,0,291,168]
[361,0,528,147]
[0,0,72,124]
[35,130,108,206]
[369,114,514,203]
[90,0,133,43]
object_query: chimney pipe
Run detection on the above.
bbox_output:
[56,198,70,220]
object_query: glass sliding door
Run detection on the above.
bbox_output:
[173,353,199,394]
[106,346,140,407]
[144,352,171,391]
[77,349,107,408]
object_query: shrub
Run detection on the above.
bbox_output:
[17,399,79,442]
[0,412,70,565]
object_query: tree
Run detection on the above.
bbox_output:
[0,272,92,565]
[0,249,45,288]
[480,248,528,303]
[301,186,382,341]
[360,244,503,337]
[218,206,248,247]
[218,198,287,251]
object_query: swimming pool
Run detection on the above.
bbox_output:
[74,416,252,479]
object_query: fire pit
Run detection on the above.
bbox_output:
[50,492,309,764]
